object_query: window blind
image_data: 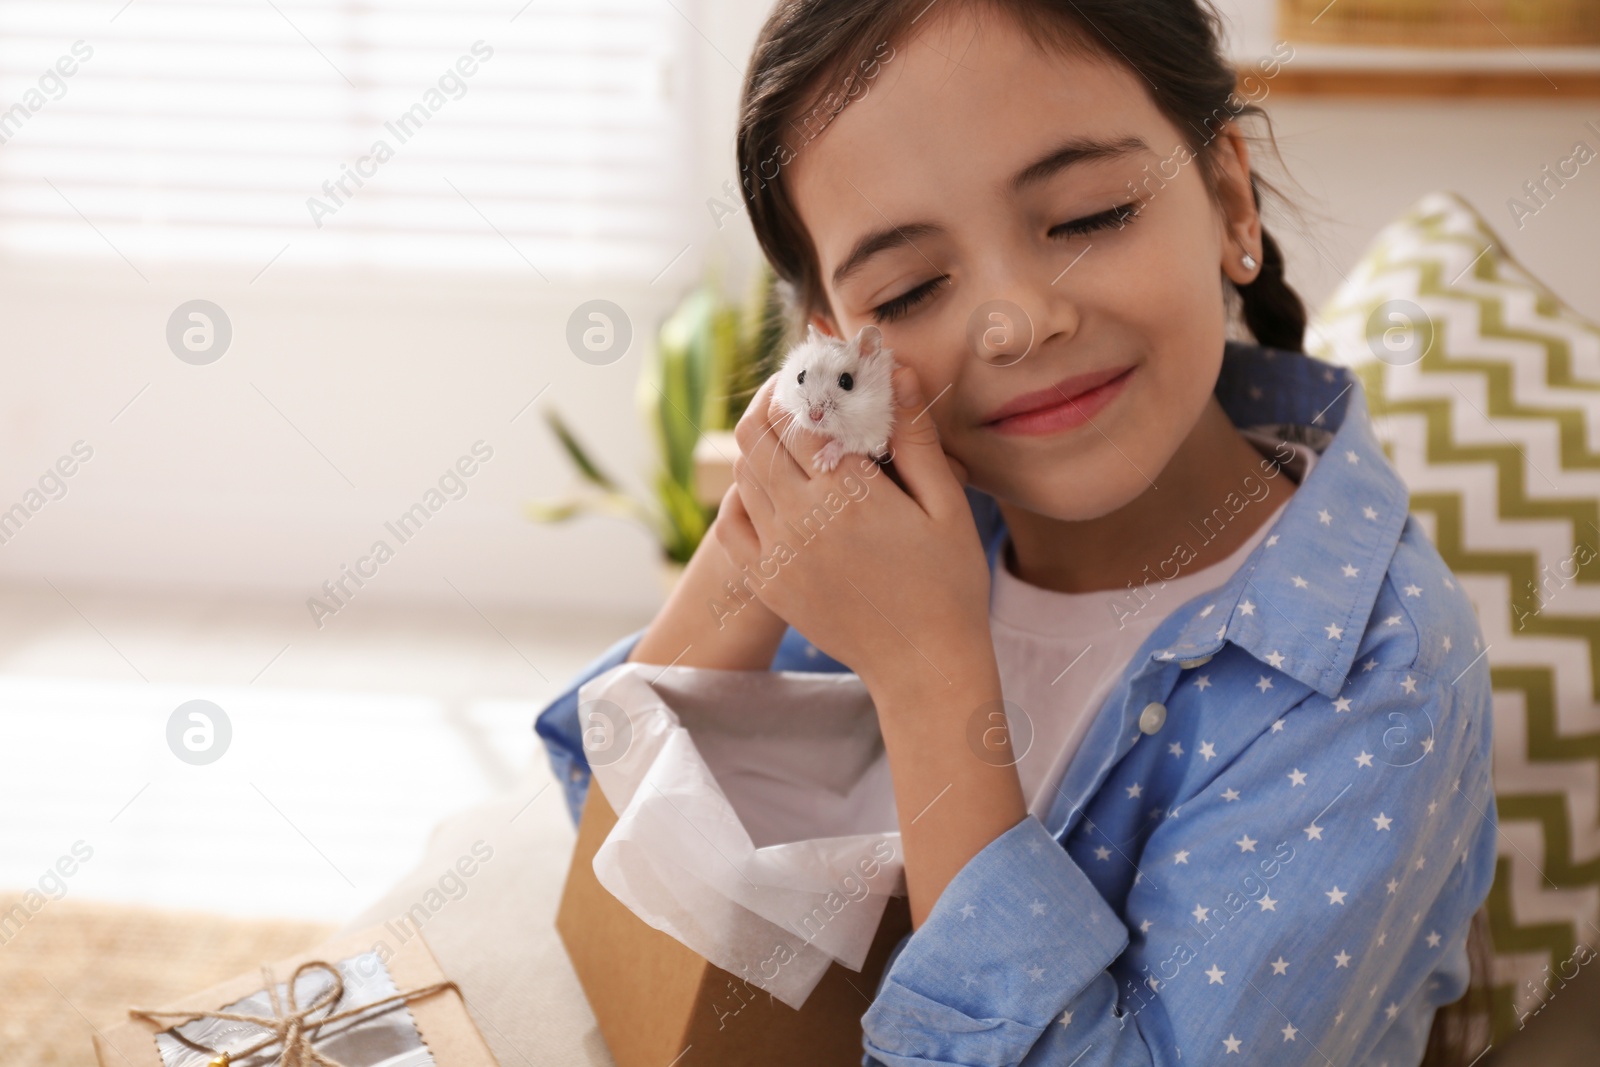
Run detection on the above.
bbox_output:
[0,0,695,277]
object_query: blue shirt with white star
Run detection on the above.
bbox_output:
[533,341,1497,1066]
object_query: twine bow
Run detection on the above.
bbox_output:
[129,959,457,1067]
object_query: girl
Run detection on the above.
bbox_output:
[536,2,1497,1064]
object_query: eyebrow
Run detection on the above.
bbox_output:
[829,134,1150,290]
[1008,133,1149,195]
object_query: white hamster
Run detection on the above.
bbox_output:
[771,322,897,472]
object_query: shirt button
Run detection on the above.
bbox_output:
[1138,702,1167,734]
[1177,654,1213,669]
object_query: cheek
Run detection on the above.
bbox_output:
[887,339,989,464]
[1112,216,1224,346]
[945,329,1224,521]
[1108,323,1225,471]
[1091,188,1228,449]
[884,330,967,412]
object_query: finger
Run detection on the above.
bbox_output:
[731,453,775,522]
[736,377,809,491]
[713,484,763,562]
[732,377,787,508]
[884,365,962,516]
[733,376,778,458]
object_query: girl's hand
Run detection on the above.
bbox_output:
[625,480,789,671]
[716,364,993,696]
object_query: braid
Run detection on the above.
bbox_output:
[1235,179,1308,353]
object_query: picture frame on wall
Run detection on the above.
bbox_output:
[1280,0,1599,47]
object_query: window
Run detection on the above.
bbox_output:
[0,0,695,278]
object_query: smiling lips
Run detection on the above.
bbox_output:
[982,365,1136,436]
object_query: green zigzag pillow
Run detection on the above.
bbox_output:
[1308,190,1600,1043]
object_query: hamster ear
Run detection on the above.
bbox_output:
[855,323,884,361]
[806,322,826,344]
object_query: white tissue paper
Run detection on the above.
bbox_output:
[576,661,903,1010]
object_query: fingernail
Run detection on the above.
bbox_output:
[895,368,924,409]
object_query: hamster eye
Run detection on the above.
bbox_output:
[838,372,854,391]
[797,370,806,385]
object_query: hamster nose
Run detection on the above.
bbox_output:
[808,407,824,423]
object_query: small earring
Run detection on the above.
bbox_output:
[1241,253,1258,271]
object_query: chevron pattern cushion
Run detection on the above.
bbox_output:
[1307,190,1600,1041]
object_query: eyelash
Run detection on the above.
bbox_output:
[872,277,947,325]
[868,200,1144,324]
[1050,199,1143,239]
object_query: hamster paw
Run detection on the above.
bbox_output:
[812,440,846,472]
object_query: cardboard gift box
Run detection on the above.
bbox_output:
[93,923,499,1067]
[557,782,913,1067]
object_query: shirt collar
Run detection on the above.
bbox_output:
[971,342,1410,700]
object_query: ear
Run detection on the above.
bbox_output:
[1213,123,1263,287]
[800,315,838,343]
[854,323,883,361]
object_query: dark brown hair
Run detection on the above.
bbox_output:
[736,0,1306,351]
[735,3,1493,1064]
[1421,905,1495,1067]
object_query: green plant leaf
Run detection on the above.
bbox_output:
[531,264,772,564]
[703,302,740,432]
[647,284,718,487]
[543,409,622,491]
[654,469,711,563]
[728,258,787,426]
[524,490,666,542]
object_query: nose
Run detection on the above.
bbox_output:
[968,252,1080,367]
[808,407,824,423]
[971,300,1035,367]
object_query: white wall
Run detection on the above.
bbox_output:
[1260,97,1600,328]
[0,263,684,621]
[0,0,1594,627]
[1208,0,1600,326]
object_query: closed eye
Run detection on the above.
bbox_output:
[869,201,1142,324]
[871,275,947,325]
[1050,200,1142,239]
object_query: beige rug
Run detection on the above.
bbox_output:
[0,894,334,1067]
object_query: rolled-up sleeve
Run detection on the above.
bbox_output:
[863,815,1128,1066]
[532,623,850,826]
[864,663,1496,1067]
[533,629,644,826]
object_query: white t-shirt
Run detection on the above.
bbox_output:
[990,429,1319,819]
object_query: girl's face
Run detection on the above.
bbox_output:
[786,6,1261,522]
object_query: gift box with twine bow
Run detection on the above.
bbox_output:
[91,924,498,1067]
